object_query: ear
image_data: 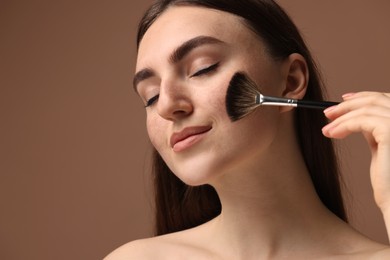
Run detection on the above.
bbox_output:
[279,53,309,113]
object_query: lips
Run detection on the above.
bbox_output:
[170,125,212,152]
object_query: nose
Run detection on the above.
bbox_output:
[156,80,193,121]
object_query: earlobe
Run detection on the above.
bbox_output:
[280,53,309,113]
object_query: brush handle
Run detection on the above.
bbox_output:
[259,95,339,109]
[297,100,339,109]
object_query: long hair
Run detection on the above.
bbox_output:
[136,0,347,236]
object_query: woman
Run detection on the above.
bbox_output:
[106,0,390,258]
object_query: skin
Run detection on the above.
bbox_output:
[106,6,390,260]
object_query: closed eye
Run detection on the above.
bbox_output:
[145,94,159,107]
[144,62,219,107]
[190,62,219,78]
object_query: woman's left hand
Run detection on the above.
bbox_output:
[322,91,390,228]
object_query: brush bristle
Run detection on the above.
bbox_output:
[225,72,259,121]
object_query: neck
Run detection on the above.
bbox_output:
[207,113,343,258]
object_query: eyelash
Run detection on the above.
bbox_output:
[144,62,220,108]
[145,94,159,107]
[190,62,219,78]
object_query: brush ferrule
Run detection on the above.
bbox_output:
[259,95,298,107]
[256,94,261,104]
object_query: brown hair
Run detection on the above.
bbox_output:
[136,0,347,236]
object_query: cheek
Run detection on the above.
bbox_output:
[196,75,231,120]
[146,115,165,152]
[219,107,281,170]
[212,87,228,115]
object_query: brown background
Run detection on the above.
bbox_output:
[1,1,389,259]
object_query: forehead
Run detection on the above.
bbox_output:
[136,6,251,69]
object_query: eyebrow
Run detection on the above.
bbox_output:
[133,35,225,92]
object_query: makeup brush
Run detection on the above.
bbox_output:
[225,72,339,121]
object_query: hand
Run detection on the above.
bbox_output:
[322,92,390,214]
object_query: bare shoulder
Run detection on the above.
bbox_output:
[369,247,390,259]
[104,228,214,260]
[104,238,157,260]
[345,241,390,259]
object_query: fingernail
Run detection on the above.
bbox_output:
[324,106,336,114]
[322,127,328,136]
[322,125,333,136]
[322,124,330,132]
[342,92,355,99]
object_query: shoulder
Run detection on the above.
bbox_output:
[104,239,156,260]
[370,247,390,259]
[344,243,390,259]
[104,230,214,260]
[104,236,182,260]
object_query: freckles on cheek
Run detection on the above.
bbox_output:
[209,80,230,118]
[199,76,229,110]
[213,97,227,118]
[199,90,226,119]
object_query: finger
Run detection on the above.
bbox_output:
[342,91,390,100]
[325,105,390,133]
[342,92,390,109]
[323,117,390,150]
[324,92,390,120]
[323,103,389,126]
[322,108,390,143]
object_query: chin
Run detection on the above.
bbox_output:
[165,153,222,187]
[171,164,217,187]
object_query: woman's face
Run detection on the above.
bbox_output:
[135,6,287,186]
